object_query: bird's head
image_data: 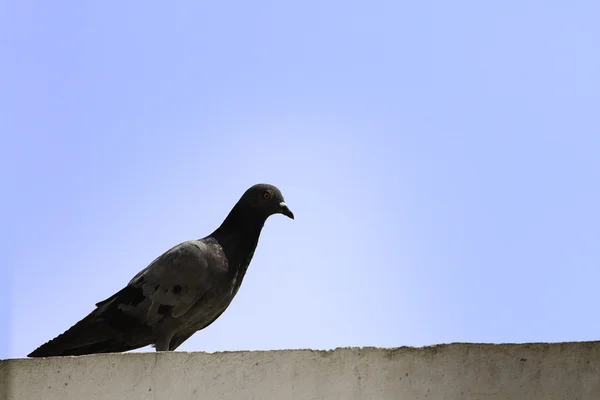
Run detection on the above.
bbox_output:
[238,183,294,220]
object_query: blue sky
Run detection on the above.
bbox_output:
[2,1,600,360]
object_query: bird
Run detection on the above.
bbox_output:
[28,183,294,357]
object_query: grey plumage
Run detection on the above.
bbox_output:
[28,183,294,357]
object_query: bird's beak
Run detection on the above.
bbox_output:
[279,202,294,219]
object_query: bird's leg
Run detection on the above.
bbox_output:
[155,332,174,352]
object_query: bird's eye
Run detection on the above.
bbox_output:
[263,191,272,199]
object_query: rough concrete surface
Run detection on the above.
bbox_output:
[1,341,599,400]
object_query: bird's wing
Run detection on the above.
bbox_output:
[102,239,224,326]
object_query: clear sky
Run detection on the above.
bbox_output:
[2,1,600,360]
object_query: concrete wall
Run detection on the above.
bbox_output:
[1,341,599,400]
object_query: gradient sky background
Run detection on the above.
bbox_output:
[2,1,600,360]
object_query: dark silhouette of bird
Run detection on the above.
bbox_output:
[28,183,294,357]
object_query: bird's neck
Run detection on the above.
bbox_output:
[211,206,267,273]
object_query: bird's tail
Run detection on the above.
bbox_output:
[27,310,136,357]
[28,291,150,357]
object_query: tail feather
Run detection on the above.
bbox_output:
[28,288,152,357]
[30,336,144,357]
[28,311,122,357]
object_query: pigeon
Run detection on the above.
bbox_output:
[28,183,294,357]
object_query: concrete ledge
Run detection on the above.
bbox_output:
[2,341,600,400]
